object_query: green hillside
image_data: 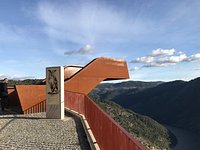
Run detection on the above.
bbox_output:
[91,98,173,150]
[7,79,44,86]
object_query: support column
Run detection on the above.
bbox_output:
[46,66,64,119]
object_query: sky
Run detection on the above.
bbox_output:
[0,0,200,81]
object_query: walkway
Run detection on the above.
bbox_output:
[0,111,91,150]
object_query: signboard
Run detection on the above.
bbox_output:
[46,66,64,119]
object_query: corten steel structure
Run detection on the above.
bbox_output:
[13,58,129,112]
[8,57,146,150]
[15,85,46,113]
[65,91,146,150]
[64,58,129,94]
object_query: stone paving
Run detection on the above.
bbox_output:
[0,111,91,150]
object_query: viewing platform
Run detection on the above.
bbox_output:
[0,111,91,150]
[1,58,146,150]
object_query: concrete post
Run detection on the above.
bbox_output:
[46,66,64,119]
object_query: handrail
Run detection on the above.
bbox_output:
[65,90,146,150]
[14,87,146,149]
[23,100,46,114]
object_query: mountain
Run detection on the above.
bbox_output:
[7,79,44,86]
[91,81,163,101]
[92,99,174,150]
[90,77,200,135]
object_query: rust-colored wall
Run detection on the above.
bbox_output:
[64,66,82,79]
[65,91,146,150]
[15,85,46,111]
[15,57,129,113]
[65,57,129,94]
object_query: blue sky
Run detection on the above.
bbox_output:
[0,0,200,81]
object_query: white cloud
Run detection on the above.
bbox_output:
[0,74,35,80]
[167,54,187,63]
[64,44,94,55]
[129,66,141,71]
[186,53,200,61]
[131,56,154,64]
[143,63,176,68]
[78,44,94,54]
[131,48,200,69]
[0,23,27,43]
[35,1,144,46]
[150,48,175,57]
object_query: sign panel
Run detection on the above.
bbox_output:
[46,66,64,119]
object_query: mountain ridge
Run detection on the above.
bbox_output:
[90,77,200,135]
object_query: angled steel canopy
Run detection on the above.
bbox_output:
[64,57,129,94]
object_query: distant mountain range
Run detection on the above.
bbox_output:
[89,77,200,135]
[7,79,44,86]
[90,81,163,101]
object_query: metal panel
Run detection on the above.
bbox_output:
[64,66,82,79]
[15,85,46,112]
[65,58,129,94]
[64,91,146,150]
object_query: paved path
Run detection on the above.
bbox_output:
[0,112,91,150]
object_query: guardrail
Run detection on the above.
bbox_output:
[23,100,46,114]
[65,91,146,150]
[15,88,146,149]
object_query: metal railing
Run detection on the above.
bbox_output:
[18,89,146,149]
[23,100,46,114]
[65,91,146,150]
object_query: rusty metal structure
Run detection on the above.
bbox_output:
[64,58,129,94]
[65,91,145,150]
[8,57,146,150]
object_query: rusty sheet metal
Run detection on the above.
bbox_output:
[64,91,146,150]
[15,85,46,112]
[64,66,82,80]
[64,57,129,94]
[64,91,85,115]
[24,100,46,114]
[85,96,145,150]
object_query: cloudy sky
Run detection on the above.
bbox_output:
[0,0,200,81]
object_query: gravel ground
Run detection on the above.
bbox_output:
[0,112,91,150]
